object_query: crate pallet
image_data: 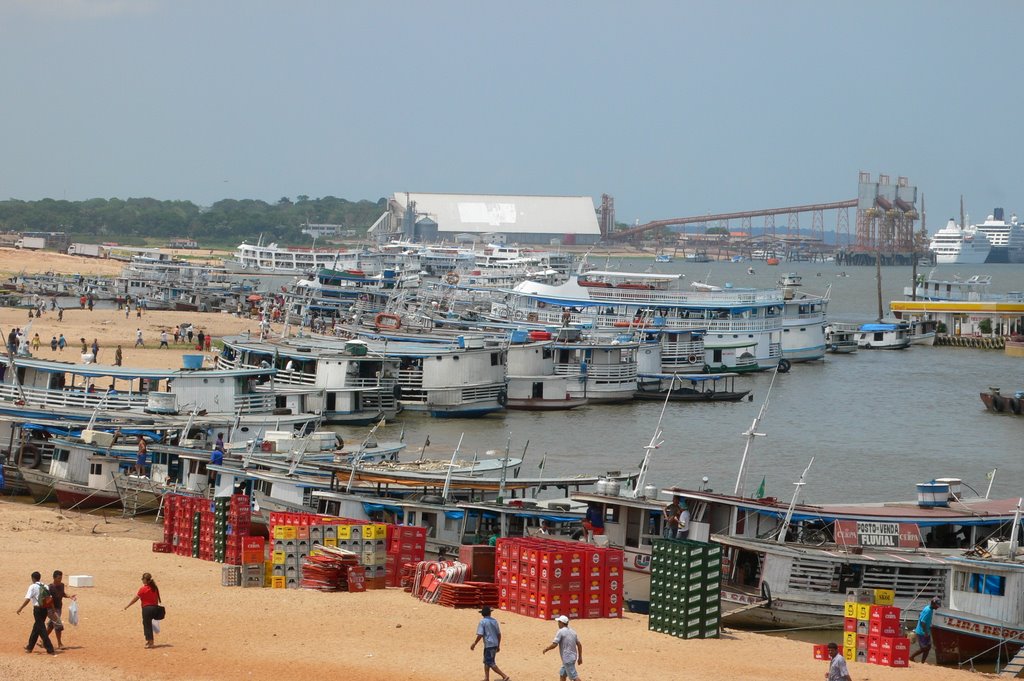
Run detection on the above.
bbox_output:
[437,581,500,609]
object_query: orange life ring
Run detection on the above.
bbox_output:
[613,321,632,328]
[375,313,402,330]
[444,272,460,285]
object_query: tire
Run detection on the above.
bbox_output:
[777,358,791,373]
[1010,397,1023,415]
[497,390,508,407]
[392,384,403,400]
[19,445,40,469]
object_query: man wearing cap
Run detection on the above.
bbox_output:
[543,615,584,681]
[910,597,941,663]
[826,642,851,681]
[471,606,510,681]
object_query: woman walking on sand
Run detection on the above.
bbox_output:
[123,572,162,648]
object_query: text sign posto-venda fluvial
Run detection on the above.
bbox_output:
[834,520,921,548]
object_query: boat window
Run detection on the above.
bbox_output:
[491,353,500,366]
[954,570,1006,596]
[788,557,841,592]
[54,449,70,462]
[90,463,102,475]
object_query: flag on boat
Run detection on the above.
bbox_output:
[754,475,766,499]
[538,454,546,471]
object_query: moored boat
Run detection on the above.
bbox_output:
[980,387,1024,416]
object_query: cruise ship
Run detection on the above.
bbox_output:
[927,218,992,264]
[970,208,1024,263]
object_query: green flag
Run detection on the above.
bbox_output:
[754,475,766,499]
[538,454,546,471]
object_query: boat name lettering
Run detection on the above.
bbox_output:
[940,615,1024,639]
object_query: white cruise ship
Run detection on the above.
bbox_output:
[970,208,1024,263]
[928,219,991,265]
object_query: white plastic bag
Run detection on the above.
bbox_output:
[67,600,79,626]
[152,619,160,634]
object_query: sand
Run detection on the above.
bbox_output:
[0,501,991,681]
[0,306,264,372]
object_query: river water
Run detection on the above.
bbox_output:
[336,261,1024,505]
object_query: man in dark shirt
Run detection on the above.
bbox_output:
[46,570,75,649]
[583,504,605,542]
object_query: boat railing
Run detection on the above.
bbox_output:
[661,340,704,357]
[0,383,147,410]
[583,288,782,304]
[273,368,317,386]
[233,393,276,413]
[553,362,638,380]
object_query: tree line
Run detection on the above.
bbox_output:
[0,196,388,247]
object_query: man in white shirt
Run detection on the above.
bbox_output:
[15,571,55,655]
[543,615,584,681]
[826,642,852,681]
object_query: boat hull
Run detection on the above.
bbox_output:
[54,482,121,509]
[980,391,1023,415]
[634,389,749,402]
[932,611,1024,665]
[505,398,588,411]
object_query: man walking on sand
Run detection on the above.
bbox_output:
[471,606,510,681]
[542,615,583,681]
[114,345,123,367]
[159,330,169,349]
[16,571,56,655]
[135,328,144,348]
[826,642,852,681]
[910,597,940,663]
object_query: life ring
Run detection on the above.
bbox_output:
[20,445,40,469]
[444,272,460,285]
[280,286,288,293]
[687,355,699,364]
[497,390,508,407]
[991,394,1006,412]
[499,308,509,320]
[374,313,402,330]
[392,384,403,400]
[612,321,632,328]
[261,441,273,452]
[777,358,791,373]
[513,310,526,321]
[701,364,711,374]
[537,301,546,309]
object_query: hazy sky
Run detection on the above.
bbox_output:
[2,1,1022,230]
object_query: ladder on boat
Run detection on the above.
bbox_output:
[120,476,141,519]
[1000,648,1024,677]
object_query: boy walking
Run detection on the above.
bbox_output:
[45,570,76,649]
[15,571,55,655]
[543,615,583,681]
[471,606,510,681]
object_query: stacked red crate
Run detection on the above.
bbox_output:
[495,537,623,620]
[868,606,909,667]
[225,494,251,565]
[385,525,427,587]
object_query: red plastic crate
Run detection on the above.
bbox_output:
[813,644,829,660]
[844,617,857,632]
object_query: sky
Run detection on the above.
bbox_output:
[1,0,1022,231]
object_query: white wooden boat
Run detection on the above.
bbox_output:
[857,322,910,349]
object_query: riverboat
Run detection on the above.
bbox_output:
[824,323,858,354]
[979,387,1024,416]
[856,322,911,350]
[634,372,751,402]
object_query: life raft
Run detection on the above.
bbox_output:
[374,313,402,330]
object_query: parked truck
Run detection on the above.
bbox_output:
[67,242,108,258]
[15,236,46,250]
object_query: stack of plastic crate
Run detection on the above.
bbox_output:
[647,538,721,639]
[385,525,427,587]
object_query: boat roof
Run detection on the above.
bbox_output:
[859,323,903,332]
[663,488,1023,527]
[638,372,739,381]
[712,534,959,566]
[583,271,681,281]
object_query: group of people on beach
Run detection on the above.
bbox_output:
[17,570,163,654]
[473,606,585,681]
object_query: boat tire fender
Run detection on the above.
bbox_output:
[392,384,403,400]
[1009,397,1022,415]
[701,364,711,374]
[777,358,791,373]
[497,390,508,407]
[687,355,698,364]
[444,272,460,286]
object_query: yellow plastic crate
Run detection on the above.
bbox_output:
[843,645,855,661]
[843,631,857,648]
[856,603,871,621]
[336,524,351,540]
[874,589,895,606]
[272,551,286,565]
[273,525,297,540]
[271,576,286,589]
[843,601,857,618]
[324,537,338,547]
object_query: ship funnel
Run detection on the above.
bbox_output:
[993,207,1005,221]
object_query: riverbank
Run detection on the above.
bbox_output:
[0,500,988,681]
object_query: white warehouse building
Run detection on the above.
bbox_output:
[369,192,604,246]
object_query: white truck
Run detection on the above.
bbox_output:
[15,236,46,250]
[67,242,107,258]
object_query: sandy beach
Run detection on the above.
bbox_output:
[0,501,993,681]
